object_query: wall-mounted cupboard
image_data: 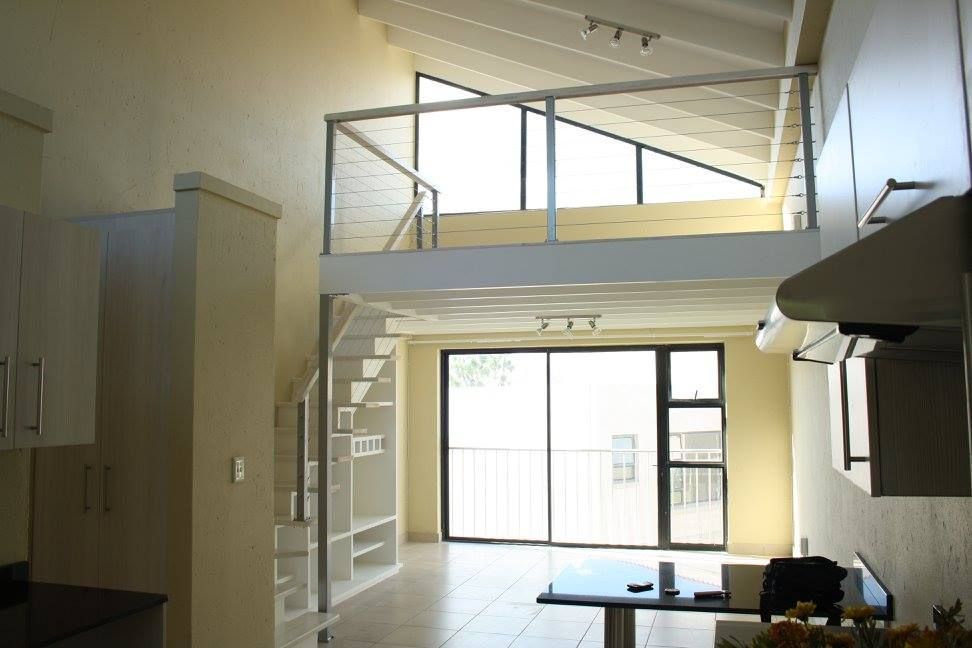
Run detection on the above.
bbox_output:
[0,206,101,451]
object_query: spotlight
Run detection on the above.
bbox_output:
[640,35,654,56]
[536,319,549,336]
[589,318,602,336]
[580,21,598,40]
[609,28,623,48]
[563,318,574,337]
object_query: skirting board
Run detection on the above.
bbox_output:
[407,531,442,543]
[726,542,792,557]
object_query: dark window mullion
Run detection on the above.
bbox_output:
[636,146,644,205]
[520,108,527,211]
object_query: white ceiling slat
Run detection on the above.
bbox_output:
[383,291,776,311]
[521,0,784,66]
[391,30,773,165]
[405,299,773,317]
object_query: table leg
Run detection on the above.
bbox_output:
[604,607,635,648]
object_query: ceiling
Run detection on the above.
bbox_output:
[347,278,781,335]
[350,0,827,337]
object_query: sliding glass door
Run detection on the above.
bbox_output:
[549,351,658,546]
[442,345,726,549]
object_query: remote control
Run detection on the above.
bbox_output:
[664,588,680,596]
[694,590,731,600]
[626,581,654,592]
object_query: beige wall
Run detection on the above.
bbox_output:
[405,330,793,555]
[431,197,783,249]
[0,0,414,403]
[169,176,278,648]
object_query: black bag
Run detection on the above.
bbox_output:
[761,556,848,610]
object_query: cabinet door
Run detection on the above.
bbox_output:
[828,360,873,494]
[850,0,970,237]
[14,214,101,448]
[31,443,101,587]
[96,221,173,593]
[0,206,23,450]
[816,88,860,258]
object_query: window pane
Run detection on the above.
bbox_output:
[418,77,521,214]
[447,353,548,540]
[526,112,637,209]
[670,466,724,544]
[670,350,720,400]
[642,149,762,203]
[550,351,658,546]
[669,408,723,462]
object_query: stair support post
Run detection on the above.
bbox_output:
[318,294,335,639]
[545,95,557,243]
[296,396,309,522]
[797,73,818,230]
[323,119,337,255]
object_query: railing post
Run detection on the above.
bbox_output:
[323,119,337,254]
[317,294,335,636]
[544,96,557,242]
[415,205,424,250]
[797,73,818,230]
[432,190,440,248]
[296,395,309,522]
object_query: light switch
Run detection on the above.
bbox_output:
[232,456,245,483]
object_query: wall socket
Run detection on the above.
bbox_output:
[232,456,245,483]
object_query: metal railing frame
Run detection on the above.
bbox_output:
[321,64,819,255]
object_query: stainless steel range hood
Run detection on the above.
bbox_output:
[756,192,972,363]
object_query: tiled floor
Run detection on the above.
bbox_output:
[325,542,766,648]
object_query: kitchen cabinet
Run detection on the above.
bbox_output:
[848,0,970,237]
[828,352,970,496]
[0,206,101,450]
[32,210,174,593]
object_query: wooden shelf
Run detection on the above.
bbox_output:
[352,539,385,558]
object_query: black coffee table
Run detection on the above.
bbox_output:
[537,555,892,648]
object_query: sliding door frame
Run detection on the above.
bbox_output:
[440,344,727,551]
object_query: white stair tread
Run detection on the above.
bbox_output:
[275,573,296,586]
[274,611,340,648]
[275,581,303,599]
[330,514,396,542]
[343,333,407,339]
[332,563,401,605]
[352,538,386,558]
[334,376,391,384]
[274,516,315,528]
[336,401,393,408]
[274,548,308,559]
[334,354,400,361]
[335,428,366,434]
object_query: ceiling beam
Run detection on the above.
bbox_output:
[521,0,784,66]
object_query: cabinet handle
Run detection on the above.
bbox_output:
[103,465,111,512]
[857,178,917,228]
[0,355,9,438]
[839,361,870,470]
[28,357,45,436]
[83,464,92,512]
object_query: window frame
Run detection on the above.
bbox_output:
[440,343,728,551]
[414,72,764,217]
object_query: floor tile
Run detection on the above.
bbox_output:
[373,592,443,612]
[463,616,532,635]
[442,631,517,648]
[509,636,581,648]
[380,626,458,648]
[537,606,598,623]
[645,627,716,648]
[337,621,401,643]
[428,597,492,614]
[582,623,650,647]
[322,639,375,648]
[482,602,544,619]
[449,585,507,601]
[346,606,421,625]
[652,611,716,630]
[522,619,591,641]
[407,610,477,631]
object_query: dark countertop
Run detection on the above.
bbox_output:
[0,577,167,647]
[536,558,892,619]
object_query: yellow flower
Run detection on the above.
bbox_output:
[785,602,818,621]
[825,632,855,648]
[885,623,919,645]
[842,606,876,622]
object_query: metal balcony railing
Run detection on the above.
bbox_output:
[322,65,818,255]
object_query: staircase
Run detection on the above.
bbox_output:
[272,302,403,647]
